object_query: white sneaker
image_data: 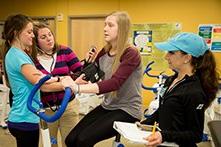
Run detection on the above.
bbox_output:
[0,121,7,129]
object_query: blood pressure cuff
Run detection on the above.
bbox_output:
[71,61,105,83]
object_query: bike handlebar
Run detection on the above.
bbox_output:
[27,75,72,123]
[143,61,168,79]
[142,61,168,93]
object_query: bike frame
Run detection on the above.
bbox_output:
[27,75,72,147]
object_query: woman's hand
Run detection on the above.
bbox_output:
[61,76,75,89]
[144,131,162,147]
[61,76,87,94]
[75,74,88,84]
[85,46,97,63]
[47,77,59,83]
[33,71,57,84]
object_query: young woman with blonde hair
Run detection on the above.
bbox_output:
[62,11,143,147]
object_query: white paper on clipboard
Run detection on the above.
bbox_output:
[113,121,179,147]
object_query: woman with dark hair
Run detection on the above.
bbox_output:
[32,22,94,147]
[142,32,220,147]
[2,14,68,147]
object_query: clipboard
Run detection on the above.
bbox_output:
[113,121,179,146]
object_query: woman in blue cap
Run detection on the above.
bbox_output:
[142,32,220,147]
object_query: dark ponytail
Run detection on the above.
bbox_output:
[192,50,220,109]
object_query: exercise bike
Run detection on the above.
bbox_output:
[28,75,72,147]
[142,61,168,118]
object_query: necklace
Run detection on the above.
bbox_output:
[167,77,185,94]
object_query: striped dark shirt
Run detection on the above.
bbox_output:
[35,45,82,107]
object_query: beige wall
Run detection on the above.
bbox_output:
[1,0,221,44]
[1,0,221,63]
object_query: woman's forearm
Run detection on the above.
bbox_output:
[71,83,99,94]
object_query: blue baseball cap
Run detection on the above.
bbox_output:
[154,32,209,57]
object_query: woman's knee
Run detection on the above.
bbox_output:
[76,133,95,147]
[65,133,74,147]
[65,133,92,147]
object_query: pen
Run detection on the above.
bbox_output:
[152,121,157,134]
[136,122,152,131]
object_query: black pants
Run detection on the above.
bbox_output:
[65,105,139,147]
[8,127,39,147]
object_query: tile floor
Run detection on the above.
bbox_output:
[0,127,212,147]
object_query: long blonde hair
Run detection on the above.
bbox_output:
[104,11,131,73]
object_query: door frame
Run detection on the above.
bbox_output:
[31,16,56,37]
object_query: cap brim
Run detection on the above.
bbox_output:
[154,42,179,52]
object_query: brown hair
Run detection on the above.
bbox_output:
[191,50,220,109]
[2,14,33,57]
[2,14,33,86]
[32,22,59,61]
